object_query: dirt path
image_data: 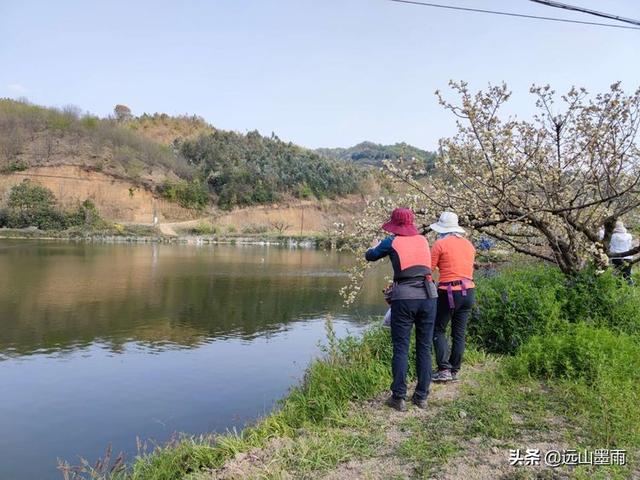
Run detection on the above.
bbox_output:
[157,218,204,236]
[200,360,591,480]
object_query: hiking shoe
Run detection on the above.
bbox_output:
[432,369,453,382]
[385,395,407,412]
[411,395,428,409]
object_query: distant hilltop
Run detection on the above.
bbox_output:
[316,141,436,170]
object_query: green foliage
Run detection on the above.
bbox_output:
[4,180,105,231]
[5,180,66,229]
[507,323,640,448]
[81,116,99,129]
[508,323,639,383]
[159,180,209,209]
[187,221,217,235]
[472,265,640,354]
[317,141,437,171]
[7,179,56,211]
[471,265,566,354]
[127,437,220,480]
[0,159,28,173]
[66,199,107,229]
[563,266,640,335]
[180,130,362,209]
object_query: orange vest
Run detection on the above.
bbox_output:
[392,235,431,272]
[431,235,476,290]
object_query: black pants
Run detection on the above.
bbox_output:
[390,298,436,400]
[433,288,475,373]
[612,259,633,283]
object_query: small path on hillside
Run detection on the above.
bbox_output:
[157,218,205,236]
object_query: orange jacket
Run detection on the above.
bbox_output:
[431,235,476,290]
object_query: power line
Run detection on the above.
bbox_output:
[388,0,640,30]
[530,0,640,27]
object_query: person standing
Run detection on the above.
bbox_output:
[365,208,437,411]
[429,212,476,383]
[609,220,635,283]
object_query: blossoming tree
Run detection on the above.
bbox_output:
[341,82,640,301]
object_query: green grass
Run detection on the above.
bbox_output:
[60,322,395,479]
[396,411,463,477]
[61,266,640,479]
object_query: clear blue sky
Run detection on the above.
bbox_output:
[1,0,639,150]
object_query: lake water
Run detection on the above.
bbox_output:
[0,241,387,480]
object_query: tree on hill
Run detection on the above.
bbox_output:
[114,104,132,122]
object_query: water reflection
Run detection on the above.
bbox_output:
[0,241,386,479]
[0,242,385,358]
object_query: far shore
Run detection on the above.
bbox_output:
[0,227,341,249]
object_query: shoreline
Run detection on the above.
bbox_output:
[60,321,638,480]
[0,228,341,249]
[56,266,639,479]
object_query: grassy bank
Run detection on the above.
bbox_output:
[61,266,640,479]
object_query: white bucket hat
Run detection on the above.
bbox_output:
[430,211,465,234]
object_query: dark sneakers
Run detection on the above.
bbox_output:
[385,395,407,412]
[411,395,428,409]
[386,395,428,411]
[432,369,453,382]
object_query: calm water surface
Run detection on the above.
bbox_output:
[0,241,386,480]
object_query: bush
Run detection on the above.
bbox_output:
[563,267,640,335]
[5,180,67,229]
[3,181,105,231]
[7,179,56,211]
[507,323,639,383]
[188,221,217,235]
[7,208,68,230]
[65,199,106,229]
[507,323,640,447]
[471,265,566,354]
[159,180,209,209]
[0,159,28,173]
[241,223,268,234]
[472,264,640,354]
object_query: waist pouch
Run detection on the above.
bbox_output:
[390,275,438,300]
[439,279,472,309]
[424,275,438,299]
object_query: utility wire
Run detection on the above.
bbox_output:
[388,0,640,30]
[530,0,640,27]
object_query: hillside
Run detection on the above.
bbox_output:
[317,141,437,170]
[126,112,215,145]
[179,130,364,209]
[0,99,194,189]
[0,99,368,218]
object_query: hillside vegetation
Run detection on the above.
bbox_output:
[0,99,194,186]
[317,141,436,170]
[0,99,370,211]
[126,112,214,145]
[180,130,364,209]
